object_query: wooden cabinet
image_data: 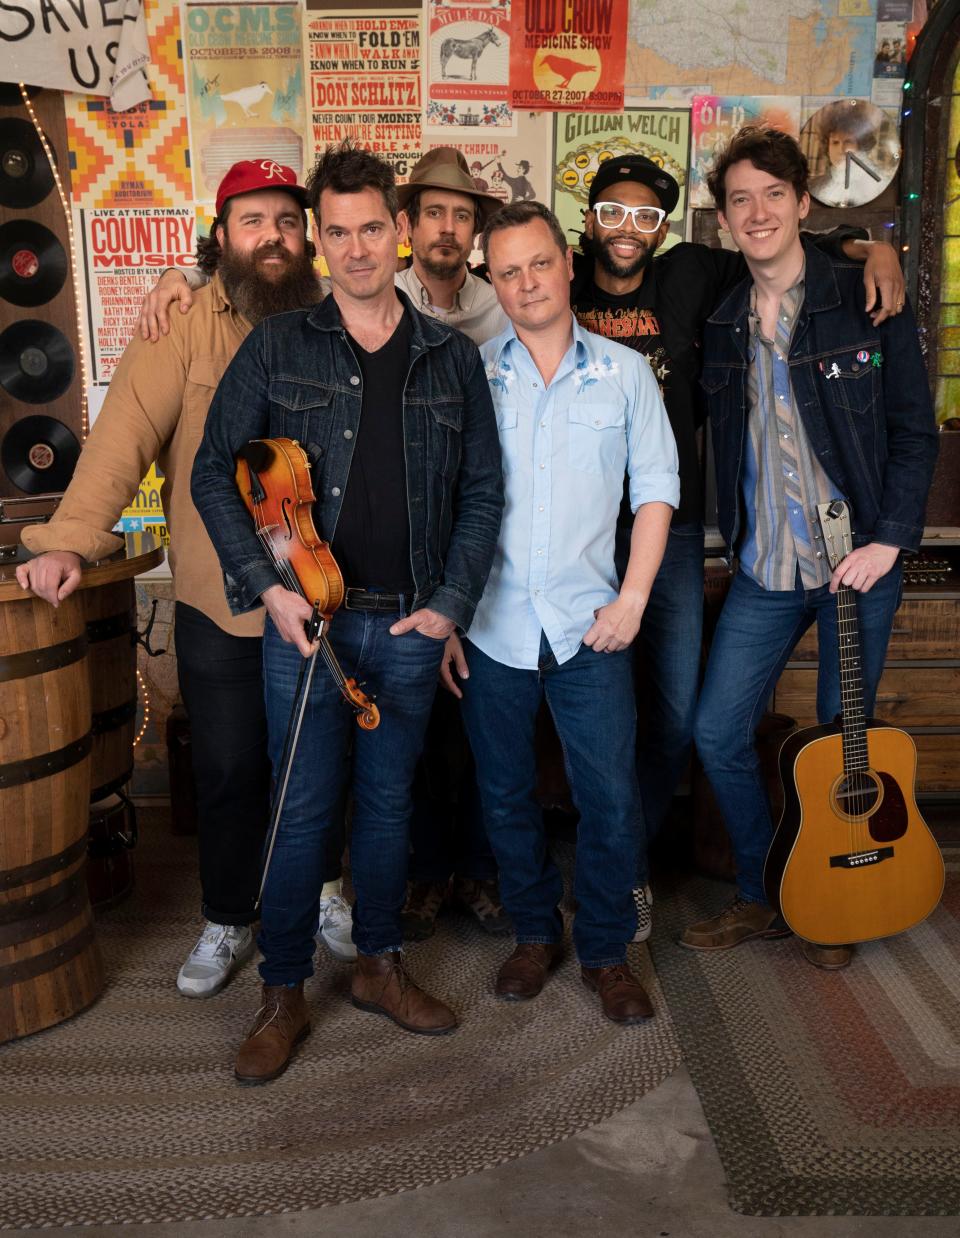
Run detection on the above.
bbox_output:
[772,550,960,797]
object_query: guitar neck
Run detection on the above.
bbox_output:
[835,582,869,772]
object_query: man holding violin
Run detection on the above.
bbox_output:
[16,159,323,1001]
[192,141,503,1084]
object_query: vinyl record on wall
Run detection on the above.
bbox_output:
[0,415,80,493]
[0,117,54,209]
[0,221,66,306]
[0,320,74,404]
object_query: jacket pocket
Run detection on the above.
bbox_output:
[818,351,877,416]
[268,378,335,442]
[699,364,733,425]
[568,401,624,476]
[431,397,463,478]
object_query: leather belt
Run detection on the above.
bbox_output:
[343,588,414,613]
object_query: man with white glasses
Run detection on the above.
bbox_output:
[569,155,905,942]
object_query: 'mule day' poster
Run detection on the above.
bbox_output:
[510,0,626,113]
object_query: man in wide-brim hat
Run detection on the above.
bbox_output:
[395,147,508,346]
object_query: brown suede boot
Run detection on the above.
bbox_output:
[351,951,457,1035]
[234,983,310,1085]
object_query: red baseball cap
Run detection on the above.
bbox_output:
[215,159,309,216]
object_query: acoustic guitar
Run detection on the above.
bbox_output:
[763,500,945,945]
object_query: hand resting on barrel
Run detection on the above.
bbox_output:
[15,551,84,606]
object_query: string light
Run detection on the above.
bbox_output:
[18,82,90,442]
[134,668,151,747]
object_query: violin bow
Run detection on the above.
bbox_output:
[255,601,323,911]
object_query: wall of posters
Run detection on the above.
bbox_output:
[690,96,801,208]
[509,0,626,113]
[423,2,513,133]
[182,0,307,202]
[552,108,691,248]
[307,11,421,180]
[78,207,196,384]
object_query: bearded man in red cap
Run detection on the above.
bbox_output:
[17,159,323,999]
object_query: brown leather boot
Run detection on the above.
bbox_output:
[581,963,653,1024]
[494,942,563,1000]
[234,983,310,1085]
[352,951,457,1035]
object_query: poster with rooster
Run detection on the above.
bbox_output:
[182,0,307,203]
[509,0,626,113]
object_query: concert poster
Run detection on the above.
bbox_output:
[509,0,626,113]
[307,11,421,181]
[77,207,197,384]
[690,96,801,208]
[181,0,307,202]
[423,2,514,133]
[552,107,690,249]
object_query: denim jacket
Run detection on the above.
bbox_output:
[191,290,504,630]
[701,241,938,557]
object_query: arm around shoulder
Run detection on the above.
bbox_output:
[425,344,504,630]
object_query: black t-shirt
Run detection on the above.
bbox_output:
[570,244,738,528]
[332,311,414,592]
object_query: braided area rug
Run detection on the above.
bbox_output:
[0,811,681,1230]
[650,847,960,1216]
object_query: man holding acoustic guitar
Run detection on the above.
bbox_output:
[683,127,939,969]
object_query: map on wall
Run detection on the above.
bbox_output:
[626,0,876,99]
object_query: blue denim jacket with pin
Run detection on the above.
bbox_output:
[701,240,938,557]
[191,290,504,630]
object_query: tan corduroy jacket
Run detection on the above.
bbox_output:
[22,275,263,637]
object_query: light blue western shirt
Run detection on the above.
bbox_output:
[468,315,679,669]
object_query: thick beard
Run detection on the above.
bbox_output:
[219,243,321,325]
[582,231,655,282]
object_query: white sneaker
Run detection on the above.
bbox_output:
[632,884,653,944]
[316,893,357,961]
[177,922,254,998]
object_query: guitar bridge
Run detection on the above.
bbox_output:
[829,846,894,869]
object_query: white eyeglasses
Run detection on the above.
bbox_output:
[593,201,667,233]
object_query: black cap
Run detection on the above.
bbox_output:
[587,155,680,215]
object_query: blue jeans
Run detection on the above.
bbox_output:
[258,608,444,984]
[617,522,705,859]
[460,634,641,968]
[694,562,903,903]
[408,692,497,884]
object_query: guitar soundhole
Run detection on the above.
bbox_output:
[834,770,881,817]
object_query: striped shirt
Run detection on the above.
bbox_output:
[739,268,840,591]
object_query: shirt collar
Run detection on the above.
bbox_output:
[403,263,474,313]
[489,311,586,376]
[749,258,806,342]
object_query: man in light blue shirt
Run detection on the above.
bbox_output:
[442,202,679,1024]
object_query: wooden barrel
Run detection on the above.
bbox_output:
[81,580,137,802]
[0,591,102,1044]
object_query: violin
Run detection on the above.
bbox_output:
[235,437,380,730]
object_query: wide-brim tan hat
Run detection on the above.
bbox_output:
[397,147,504,230]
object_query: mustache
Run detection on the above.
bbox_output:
[255,242,292,260]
